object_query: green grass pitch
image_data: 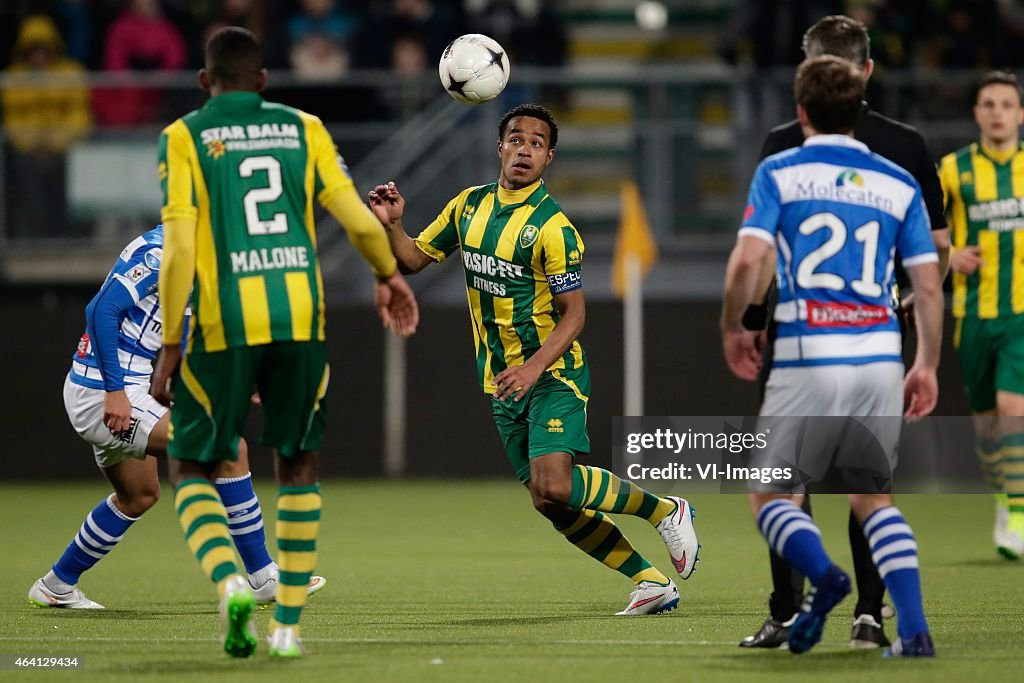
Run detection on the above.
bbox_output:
[2,481,1022,681]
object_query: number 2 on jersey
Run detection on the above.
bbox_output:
[794,211,882,297]
[239,156,288,235]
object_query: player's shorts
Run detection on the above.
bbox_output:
[954,315,1024,413]
[492,365,591,483]
[169,341,328,463]
[63,373,166,468]
[751,362,903,494]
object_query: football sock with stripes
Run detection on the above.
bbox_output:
[174,479,241,596]
[863,506,928,639]
[50,494,137,588]
[757,499,831,585]
[567,465,676,524]
[555,508,671,585]
[270,484,321,635]
[999,433,1024,516]
[214,473,274,575]
[976,434,1003,490]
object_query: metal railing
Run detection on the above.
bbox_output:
[0,66,990,287]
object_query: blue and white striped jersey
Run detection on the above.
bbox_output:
[740,135,938,368]
[69,226,185,391]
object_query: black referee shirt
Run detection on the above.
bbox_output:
[758,104,946,233]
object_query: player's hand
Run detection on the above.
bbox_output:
[722,328,763,381]
[103,390,133,435]
[901,292,916,328]
[150,344,182,407]
[493,361,544,402]
[950,245,984,275]
[375,270,419,337]
[368,181,405,226]
[903,363,938,421]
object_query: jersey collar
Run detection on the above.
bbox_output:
[976,140,1024,165]
[496,178,546,207]
[205,91,264,111]
[803,134,869,153]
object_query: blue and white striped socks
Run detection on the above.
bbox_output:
[214,473,274,575]
[51,494,137,588]
[757,499,831,584]
[862,506,928,639]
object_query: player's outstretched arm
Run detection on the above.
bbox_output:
[368,182,434,274]
[492,288,585,402]
[903,261,943,418]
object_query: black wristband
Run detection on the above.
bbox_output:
[742,302,768,330]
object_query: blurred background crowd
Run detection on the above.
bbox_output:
[0,0,1021,292]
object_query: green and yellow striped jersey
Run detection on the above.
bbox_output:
[939,141,1024,319]
[159,91,351,351]
[415,179,586,394]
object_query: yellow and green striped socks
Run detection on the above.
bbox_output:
[555,509,670,585]
[271,484,321,631]
[567,465,675,524]
[976,435,1003,490]
[1001,434,1024,516]
[174,479,240,596]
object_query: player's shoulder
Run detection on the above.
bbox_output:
[939,141,975,167]
[264,101,318,127]
[758,145,804,173]
[116,227,163,268]
[859,148,920,186]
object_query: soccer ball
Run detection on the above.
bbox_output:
[438,34,510,105]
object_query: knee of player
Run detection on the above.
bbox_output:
[530,477,571,507]
[117,486,160,517]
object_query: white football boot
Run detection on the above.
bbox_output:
[655,497,700,579]
[615,579,679,616]
[28,578,104,609]
[250,564,328,604]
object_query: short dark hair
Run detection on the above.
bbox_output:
[975,70,1023,105]
[794,56,865,134]
[498,104,558,149]
[205,26,263,89]
[802,15,870,67]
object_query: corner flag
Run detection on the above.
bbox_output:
[611,181,659,298]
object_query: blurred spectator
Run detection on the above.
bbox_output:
[927,0,1002,67]
[54,0,95,65]
[384,30,435,118]
[92,0,187,125]
[353,0,462,68]
[2,14,92,238]
[291,32,350,78]
[719,0,845,68]
[465,0,566,67]
[288,0,356,51]
[190,0,270,68]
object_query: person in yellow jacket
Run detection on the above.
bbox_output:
[2,14,92,237]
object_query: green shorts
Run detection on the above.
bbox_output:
[955,316,1024,412]
[492,365,591,483]
[169,341,329,462]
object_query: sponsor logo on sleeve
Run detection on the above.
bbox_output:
[547,270,582,295]
[144,248,162,271]
[743,204,755,222]
[568,248,581,266]
[127,265,151,283]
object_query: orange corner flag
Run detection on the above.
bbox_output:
[611,180,659,298]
